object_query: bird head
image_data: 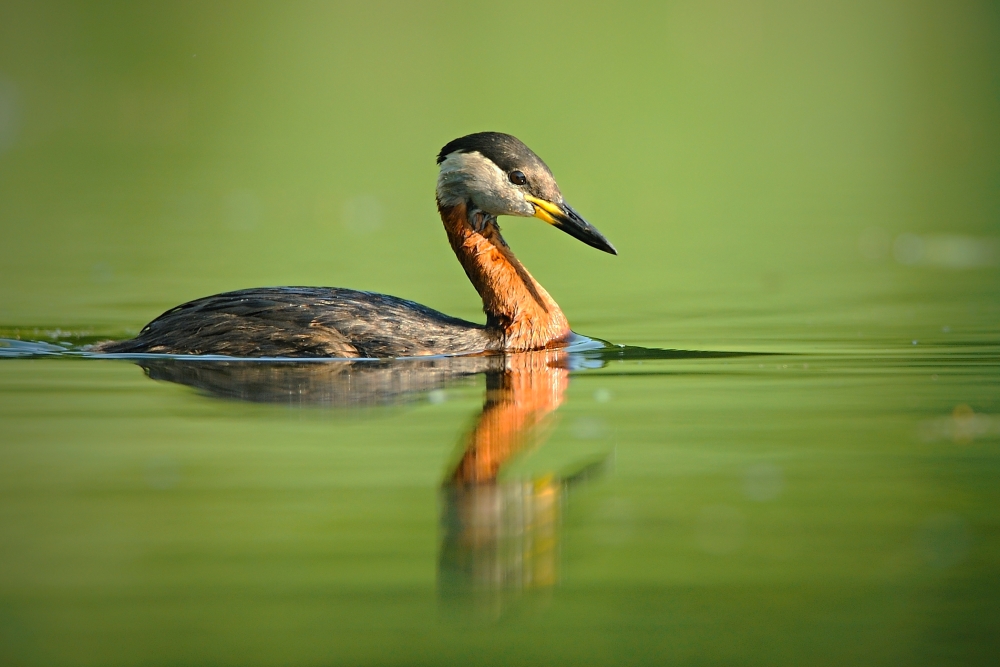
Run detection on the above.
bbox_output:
[435,132,617,255]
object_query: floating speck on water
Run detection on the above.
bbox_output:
[932,374,938,381]
[942,326,951,333]
[916,405,999,444]
[428,389,446,405]
[912,340,918,345]
[594,388,612,403]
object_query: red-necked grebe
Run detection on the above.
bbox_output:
[95,132,616,358]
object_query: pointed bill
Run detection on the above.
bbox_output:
[524,195,617,255]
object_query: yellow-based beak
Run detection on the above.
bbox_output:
[525,195,617,255]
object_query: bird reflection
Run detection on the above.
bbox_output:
[439,349,573,618]
[136,347,589,618]
[137,354,501,407]
[133,345,742,618]
[449,349,569,484]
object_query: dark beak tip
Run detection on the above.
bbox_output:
[555,202,617,256]
[594,234,618,256]
[594,239,617,255]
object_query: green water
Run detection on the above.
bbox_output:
[2,2,999,665]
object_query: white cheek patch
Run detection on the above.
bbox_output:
[436,151,530,215]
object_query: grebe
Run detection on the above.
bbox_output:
[96,132,616,358]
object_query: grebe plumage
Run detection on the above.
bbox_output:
[95,132,616,358]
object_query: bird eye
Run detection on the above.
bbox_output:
[508,170,527,186]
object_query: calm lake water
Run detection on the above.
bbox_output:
[2,286,998,665]
[2,2,999,665]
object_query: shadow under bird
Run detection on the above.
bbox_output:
[95,132,616,358]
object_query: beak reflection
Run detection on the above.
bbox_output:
[526,195,618,256]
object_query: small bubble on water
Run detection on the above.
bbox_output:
[594,388,612,403]
[912,340,918,345]
[942,326,951,333]
[428,389,446,405]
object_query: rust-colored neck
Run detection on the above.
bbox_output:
[450,350,570,484]
[438,200,570,351]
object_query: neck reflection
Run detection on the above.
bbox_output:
[439,350,572,617]
[450,349,569,485]
[134,348,595,618]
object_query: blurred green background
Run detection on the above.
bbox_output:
[1,1,997,346]
[1,2,999,666]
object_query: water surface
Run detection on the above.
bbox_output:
[1,298,997,665]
